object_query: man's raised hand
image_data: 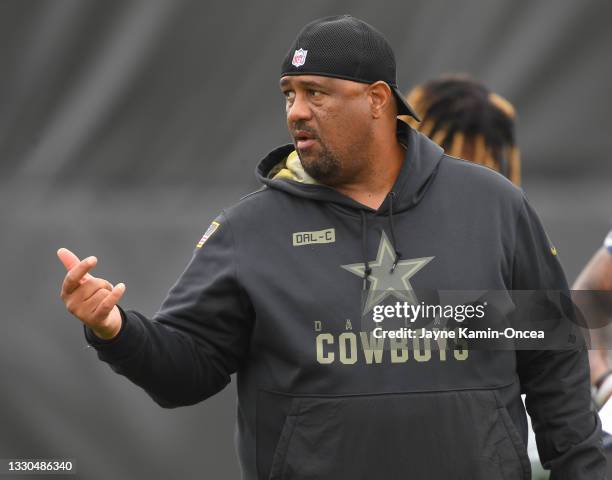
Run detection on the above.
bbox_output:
[57,248,125,340]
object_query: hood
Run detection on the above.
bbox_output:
[255,121,444,214]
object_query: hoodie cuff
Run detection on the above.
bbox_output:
[83,306,144,360]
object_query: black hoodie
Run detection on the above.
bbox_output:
[85,125,605,479]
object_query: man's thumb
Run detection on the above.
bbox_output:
[57,248,81,271]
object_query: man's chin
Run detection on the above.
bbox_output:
[300,161,339,186]
[295,145,316,164]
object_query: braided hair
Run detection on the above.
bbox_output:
[403,75,521,185]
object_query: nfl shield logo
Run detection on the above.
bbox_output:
[292,48,308,67]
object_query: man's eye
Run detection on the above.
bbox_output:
[284,91,295,101]
[309,90,322,97]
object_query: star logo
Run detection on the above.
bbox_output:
[341,231,434,315]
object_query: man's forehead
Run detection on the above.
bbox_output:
[279,75,361,90]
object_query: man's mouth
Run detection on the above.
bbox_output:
[293,130,317,150]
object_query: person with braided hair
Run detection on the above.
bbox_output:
[402,75,521,186]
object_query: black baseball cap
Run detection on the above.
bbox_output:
[281,15,420,121]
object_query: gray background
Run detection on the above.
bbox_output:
[1,0,610,479]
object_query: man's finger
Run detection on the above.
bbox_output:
[81,289,110,316]
[57,248,80,271]
[93,283,126,321]
[62,256,98,295]
[57,247,94,282]
[76,277,114,304]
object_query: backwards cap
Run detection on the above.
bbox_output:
[281,15,420,121]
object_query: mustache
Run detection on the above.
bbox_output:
[291,122,318,138]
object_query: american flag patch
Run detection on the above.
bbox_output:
[197,221,220,248]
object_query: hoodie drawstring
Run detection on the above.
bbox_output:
[361,192,402,290]
[360,210,372,290]
[388,191,402,273]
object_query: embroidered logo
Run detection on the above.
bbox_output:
[544,231,558,256]
[291,48,308,67]
[292,228,335,246]
[341,231,434,314]
[197,221,220,248]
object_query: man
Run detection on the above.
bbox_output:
[58,15,605,479]
[402,75,521,186]
[574,230,612,407]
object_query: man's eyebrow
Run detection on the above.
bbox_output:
[279,78,328,90]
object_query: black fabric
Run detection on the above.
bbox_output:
[259,389,532,480]
[360,209,371,289]
[387,190,402,271]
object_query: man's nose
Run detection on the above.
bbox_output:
[286,94,312,124]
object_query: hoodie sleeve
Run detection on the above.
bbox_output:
[83,211,253,408]
[512,196,606,479]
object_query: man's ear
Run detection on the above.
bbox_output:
[368,81,394,118]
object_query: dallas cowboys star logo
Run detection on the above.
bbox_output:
[341,231,434,315]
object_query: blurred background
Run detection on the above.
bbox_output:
[1,0,610,478]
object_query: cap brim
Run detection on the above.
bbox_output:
[392,86,421,122]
